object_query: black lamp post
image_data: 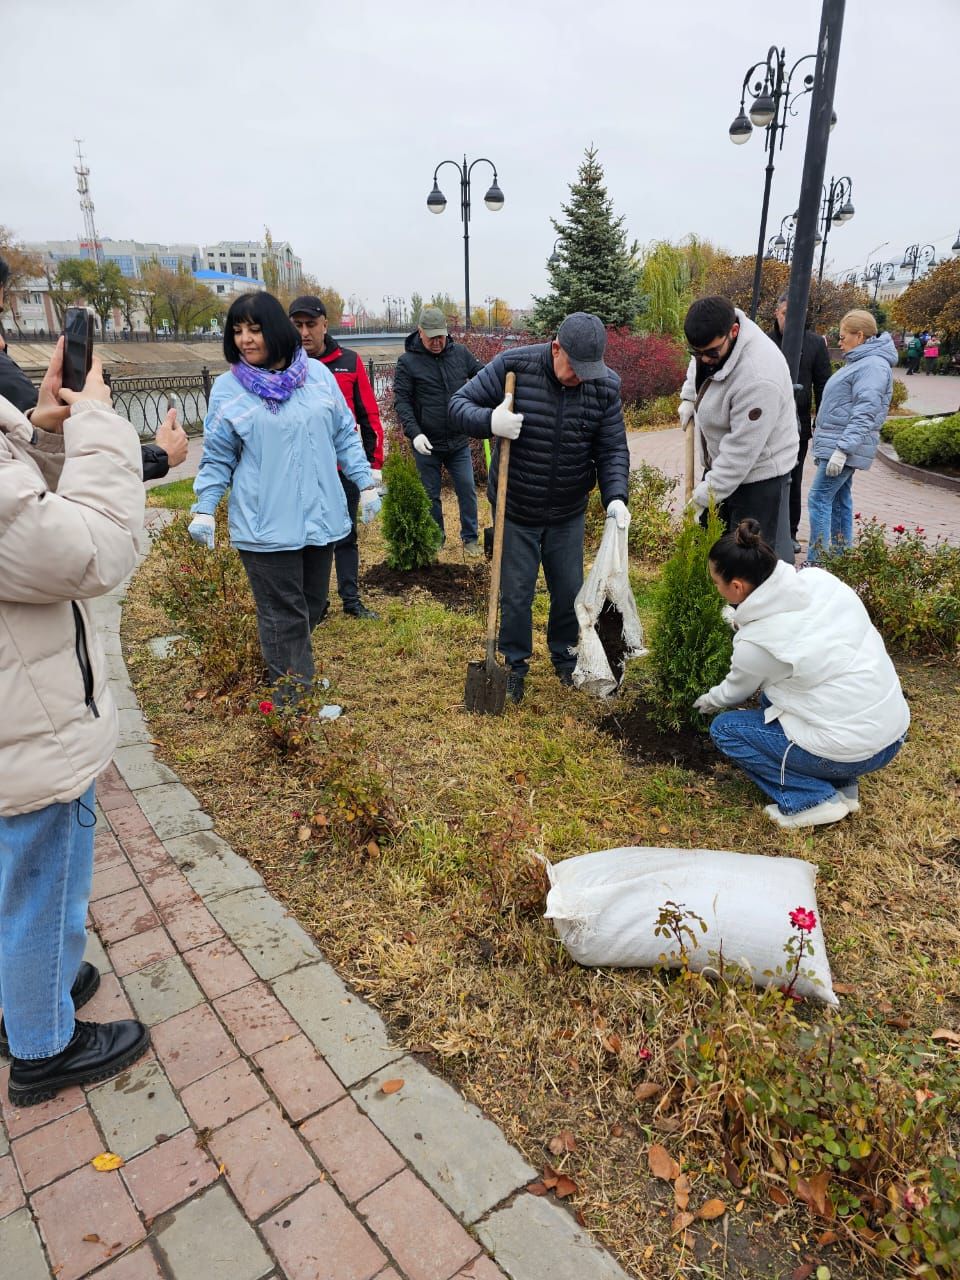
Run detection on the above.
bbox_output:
[952,228,960,255]
[816,175,855,287]
[861,261,897,301]
[900,243,936,283]
[729,45,827,319]
[426,155,504,330]
[548,238,562,268]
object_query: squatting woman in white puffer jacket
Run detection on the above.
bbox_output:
[0,345,150,1107]
[693,518,909,830]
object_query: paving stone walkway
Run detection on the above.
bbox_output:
[0,585,629,1280]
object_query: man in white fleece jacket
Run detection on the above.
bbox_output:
[679,296,798,563]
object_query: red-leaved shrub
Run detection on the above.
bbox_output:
[602,329,687,406]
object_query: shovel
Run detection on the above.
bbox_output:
[464,371,515,714]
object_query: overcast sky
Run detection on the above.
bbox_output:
[5,0,959,315]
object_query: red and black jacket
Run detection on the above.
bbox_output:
[316,336,384,468]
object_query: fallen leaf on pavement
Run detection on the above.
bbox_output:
[91,1153,124,1172]
[380,1079,404,1095]
[648,1143,680,1181]
[526,1181,548,1196]
[82,1234,101,1243]
[555,1175,578,1198]
[932,1028,960,1045]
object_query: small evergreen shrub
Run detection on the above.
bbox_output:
[820,516,960,654]
[381,447,443,570]
[646,507,732,731]
[890,377,909,411]
[584,462,678,564]
[892,413,960,469]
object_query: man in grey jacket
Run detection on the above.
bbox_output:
[679,296,798,562]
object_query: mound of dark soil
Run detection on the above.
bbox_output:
[595,600,629,684]
[599,698,719,774]
[361,560,486,612]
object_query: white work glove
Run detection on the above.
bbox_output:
[491,392,523,440]
[359,489,382,524]
[606,499,631,530]
[694,690,724,716]
[721,604,737,629]
[188,514,215,549]
[370,469,383,494]
[687,498,707,525]
[825,448,847,478]
[678,400,695,429]
[413,434,434,456]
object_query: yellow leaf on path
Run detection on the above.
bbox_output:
[648,1143,680,1181]
[91,1153,124,1172]
[380,1078,404,1095]
[697,1199,727,1220]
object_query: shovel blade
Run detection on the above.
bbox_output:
[464,659,508,715]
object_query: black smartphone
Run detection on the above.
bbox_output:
[62,307,94,393]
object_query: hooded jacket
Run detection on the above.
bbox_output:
[393,332,484,453]
[812,332,898,469]
[704,560,910,761]
[0,394,144,816]
[447,343,629,527]
[680,310,799,508]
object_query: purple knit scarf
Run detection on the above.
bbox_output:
[231,346,308,412]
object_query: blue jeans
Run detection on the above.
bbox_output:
[413,444,479,544]
[0,783,96,1058]
[710,697,904,814]
[499,513,585,677]
[807,461,855,563]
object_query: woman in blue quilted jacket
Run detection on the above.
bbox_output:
[807,310,897,563]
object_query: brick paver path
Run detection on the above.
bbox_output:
[0,586,627,1280]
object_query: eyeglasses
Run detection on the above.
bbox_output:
[687,332,733,360]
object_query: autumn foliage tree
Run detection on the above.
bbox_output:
[0,227,43,333]
[889,257,960,345]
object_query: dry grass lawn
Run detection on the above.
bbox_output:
[123,496,960,1279]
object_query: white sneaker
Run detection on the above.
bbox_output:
[764,797,849,829]
[838,784,860,814]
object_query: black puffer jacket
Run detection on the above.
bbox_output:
[448,343,629,527]
[393,332,483,454]
[770,324,832,439]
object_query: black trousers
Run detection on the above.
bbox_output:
[333,473,361,610]
[788,427,811,540]
[238,545,333,700]
[717,474,793,564]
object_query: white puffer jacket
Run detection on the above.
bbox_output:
[705,561,910,761]
[680,310,799,507]
[0,394,144,816]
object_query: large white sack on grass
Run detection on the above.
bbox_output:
[573,520,646,698]
[544,846,836,1004]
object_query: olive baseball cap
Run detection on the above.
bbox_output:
[419,306,448,338]
[557,312,607,380]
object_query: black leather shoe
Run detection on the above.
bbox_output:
[506,672,525,705]
[556,670,575,687]
[8,1019,150,1107]
[0,962,100,1058]
[344,603,379,620]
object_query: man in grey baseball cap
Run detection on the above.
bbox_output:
[448,312,631,705]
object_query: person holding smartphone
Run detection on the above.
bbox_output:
[0,341,150,1105]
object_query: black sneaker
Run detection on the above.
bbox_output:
[8,1019,150,1107]
[344,603,379,620]
[556,670,575,687]
[506,672,525,705]
[0,962,100,1059]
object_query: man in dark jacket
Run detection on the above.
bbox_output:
[770,292,831,554]
[449,312,630,704]
[290,295,384,620]
[0,255,188,479]
[393,307,484,555]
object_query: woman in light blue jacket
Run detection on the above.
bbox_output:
[807,310,897,562]
[190,292,380,704]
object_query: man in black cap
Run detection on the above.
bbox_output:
[393,306,484,555]
[289,295,383,620]
[448,312,630,704]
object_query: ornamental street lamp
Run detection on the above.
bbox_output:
[766,212,822,265]
[862,260,897,301]
[816,175,854,287]
[952,228,960,255]
[900,243,936,283]
[548,237,562,267]
[728,44,832,319]
[426,155,504,330]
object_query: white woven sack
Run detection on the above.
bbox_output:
[572,520,647,698]
[544,845,836,1004]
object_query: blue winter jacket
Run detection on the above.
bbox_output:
[812,332,898,470]
[192,360,374,552]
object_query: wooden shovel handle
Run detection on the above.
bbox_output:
[484,372,515,663]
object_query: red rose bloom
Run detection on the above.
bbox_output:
[258,700,274,714]
[789,907,817,933]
